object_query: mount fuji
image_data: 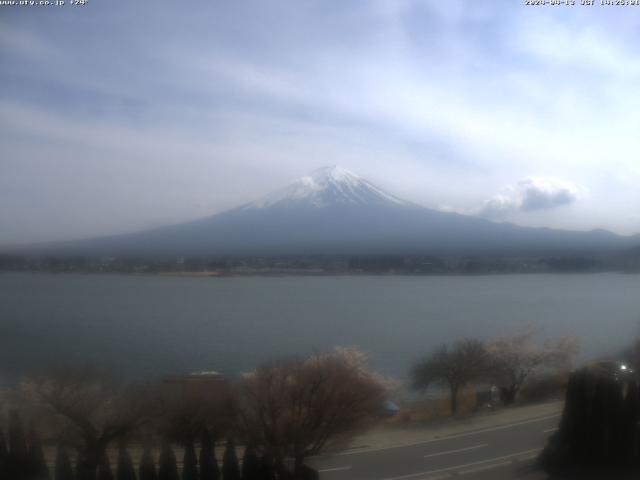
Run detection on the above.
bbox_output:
[21,166,639,258]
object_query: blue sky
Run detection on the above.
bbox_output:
[2,0,640,245]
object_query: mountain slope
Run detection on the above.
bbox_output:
[17,166,640,258]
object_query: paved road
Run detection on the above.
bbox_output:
[311,413,560,480]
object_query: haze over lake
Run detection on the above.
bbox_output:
[2,272,639,386]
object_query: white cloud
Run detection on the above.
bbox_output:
[479,178,582,218]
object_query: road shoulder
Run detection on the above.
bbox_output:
[331,401,562,456]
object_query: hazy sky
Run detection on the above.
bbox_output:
[2,0,640,246]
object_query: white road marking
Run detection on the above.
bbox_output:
[332,413,560,457]
[458,460,512,475]
[318,466,352,473]
[543,427,558,433]
[423,443,488,459]
[458,450,541,476]
[381,448,542,480]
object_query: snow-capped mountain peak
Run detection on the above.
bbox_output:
[246,166,409,209]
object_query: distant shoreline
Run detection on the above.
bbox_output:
[2,268,639,278]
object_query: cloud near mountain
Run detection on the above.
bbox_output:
[479,177,581,218]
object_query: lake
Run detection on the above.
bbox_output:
[1,272,639,386]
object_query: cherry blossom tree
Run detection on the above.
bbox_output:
[487,328,579,404]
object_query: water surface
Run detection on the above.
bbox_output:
[1,272,639,385]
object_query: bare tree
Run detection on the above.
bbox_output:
[149,373,235,448]
[411,339,489,415]
[237,347,386,476]
[20,369,160,480]
[487,329,579,404]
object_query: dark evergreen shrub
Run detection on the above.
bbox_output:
[158,443,179,480]
[8,410,29,480]
[240,446,260,480]
[222,440,240,480]
[182,441,198,480]
[0,429,8,480]
[139,446,157,480]
[116,446,136,480]
[98,451,114,480]
[28,428,51,480]
[540,363,640,478]
[54,444,74,480]
[258,454,275,480]
[75,451,88,480]
[199,429,219,480]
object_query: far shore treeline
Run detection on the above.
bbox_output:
[2,252,639,275]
